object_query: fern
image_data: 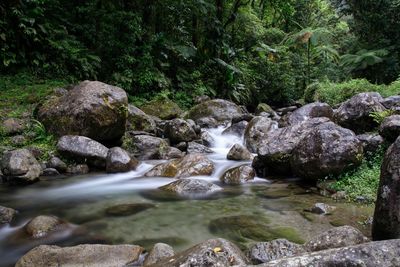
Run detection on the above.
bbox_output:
[370,110,395,124]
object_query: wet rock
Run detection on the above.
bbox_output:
[145,154,214,178]
[282,102,333,127]
[220,165,255,185]
[187,142,213,154]
[357,133,384,154]
[187,99,245,126]
[0,205,17,224]
[0,149,42,183]
[307,203,336,215]
[379,115,400,142]
[248,239,305,264]
[57,135,108,168]
[254,118,330,177]
[105,203,155,217]
[122,133,170,160]
[334,92,386,133]
[66,164,89,175]
[291,122,363,180]
[165,119,198,144]
[2,118,27,135]
[373,136,400,240]
[151,238,248,267]
[141,99,183,120]
[41,168,60,176]
[304,226,368,252]
[47,156,67,173]
[25,215,65,238]
[143,243,174,266]
[159,179,222,197]
[381,95,400,109]
[244,117,278,153]
[37,80,128,141]
[196,117,219,128]
[11,135,27,146]
[16,244,144,267]
[164,147,184,159]
[227,144,254,161]
[231,114,254,123]
[222,121,249,137]
[106,147,138,173]
[126,104,157,133]
[200,131,215,147]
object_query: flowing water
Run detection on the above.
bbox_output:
[0,126,373,266]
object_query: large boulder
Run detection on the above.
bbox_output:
[164,119,198,144]
[291,122,363,180]
[357,133,384,154]
[141,99,183,120]
[143,243,175,266]
[145,154,214,178]
[227,144,254,161]
[151,238,248,266]
[247,239,305,264]
[244,117,278,153]
[254,118,330,177]
[379,115,400,142]
[159,179,222,197]
[126,104,157,133]
[282,102,333,127]
[57,136,108,168]
[121,133,171,160]
[37,81,128,141]
[16,244,143,267]
[106,147,138,173]
[373,136,400,240]
[334,92,386,133]
[220,165,255,185]
[187,99,245,125]
[0,205,17,224]
[0,149,42,183]
[381,95,400,109]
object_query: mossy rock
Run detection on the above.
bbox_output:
[255,103,274,115]
[141,99,183,120]
[186,99,244,124]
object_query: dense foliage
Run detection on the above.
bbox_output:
[1,0,400,107]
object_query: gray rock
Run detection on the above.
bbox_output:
[282,102,333,127]
[357,133,385,153]
[106,147,138,173]
[381,95,400,109]
[334,92,386,133]
[200,131,215,147]
[151,238,248,267]
[308,203,336,215]
[222,121,249,137]
[37,80,128,141]
[244,117,278,153]
[164,147,184,159]
[220,165,255,185]
[291,122,363,180]
[165,119,198,144]
[379,115,400,142]
[2,118,26,135]
[227,144,254,161]
[143,243,175,265]
[0,149,42,183]
[24,215,65,238]
[122,133,170,160]
[187,142,213,154]
[194,95,211,104]
[126,104,157,133]
[10,135,27,146]
[16,244,144,267]
[66,164,89,175]
[248,239,305,264]
[159,179,222,197]
[41,168,60,176]
[47,156,67,173]
[276,106,297,115]
[231,114,254,123]
[57,135,108,168]
[0,206,17,224]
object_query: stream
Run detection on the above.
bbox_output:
[0,126,373,266]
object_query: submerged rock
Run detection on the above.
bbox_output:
[307,203,336,215]
[379,115,400,142]
[24,215,66,238]
[37,80,128,141]
[220,165,255,185]
[0,205,17,224]
[159,179,222,197]
[227,144,254,161]
[105,203,155,217]
[143,243,174,266]
[16,244,144,267]
[244,117,278,153]
[106,147,138,173]
[0,149,42,183]
[248,239,305,264]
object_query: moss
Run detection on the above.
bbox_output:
[141,99,182,120]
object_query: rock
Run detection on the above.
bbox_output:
[255,103,275,116]
[254,118,330,177]
[66,164,89,175]
[41,168,60,176]
[2,118,27,135]
[381,95,400,109]
[143,243,175,265]
[200,131,215,147]
[57,135,108,168]
[222,121,249,137]
[220,165,255,185]
[196,117,219,128]
[176,142,188,151]
[244,117,278,153]
[122,133,170,160]
[0,205,17,224]
[164,119,198,144]
[141,99,183,120]
[373,136,400,240]
[151,238,248,267]
[187,142,213,154]
[126,104,157,133]
[159,179,222,197]
[47,156,67,173]
[227,144,254,161]
[308,203,336,215]
[247,239,305,264]
[291,122,363,180]
[334,92,386,133]
[26,147,44,160]
[0,149,42,183]
[282,102,333,127]
[357,133,385,154]
[105,203,155,217]
[163,147,184,159]
[10,135,27,146]
[106,147,138,173]
[194,95,211,104]
[379,115,400,142]
[276,106,297,115]
[25,215,65,238]
[145,154,214,178]
[250,240,400,267]
[187,99,245,126]
[37,80,128,141]
[231,114,254,123]
[16,244,143,267]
